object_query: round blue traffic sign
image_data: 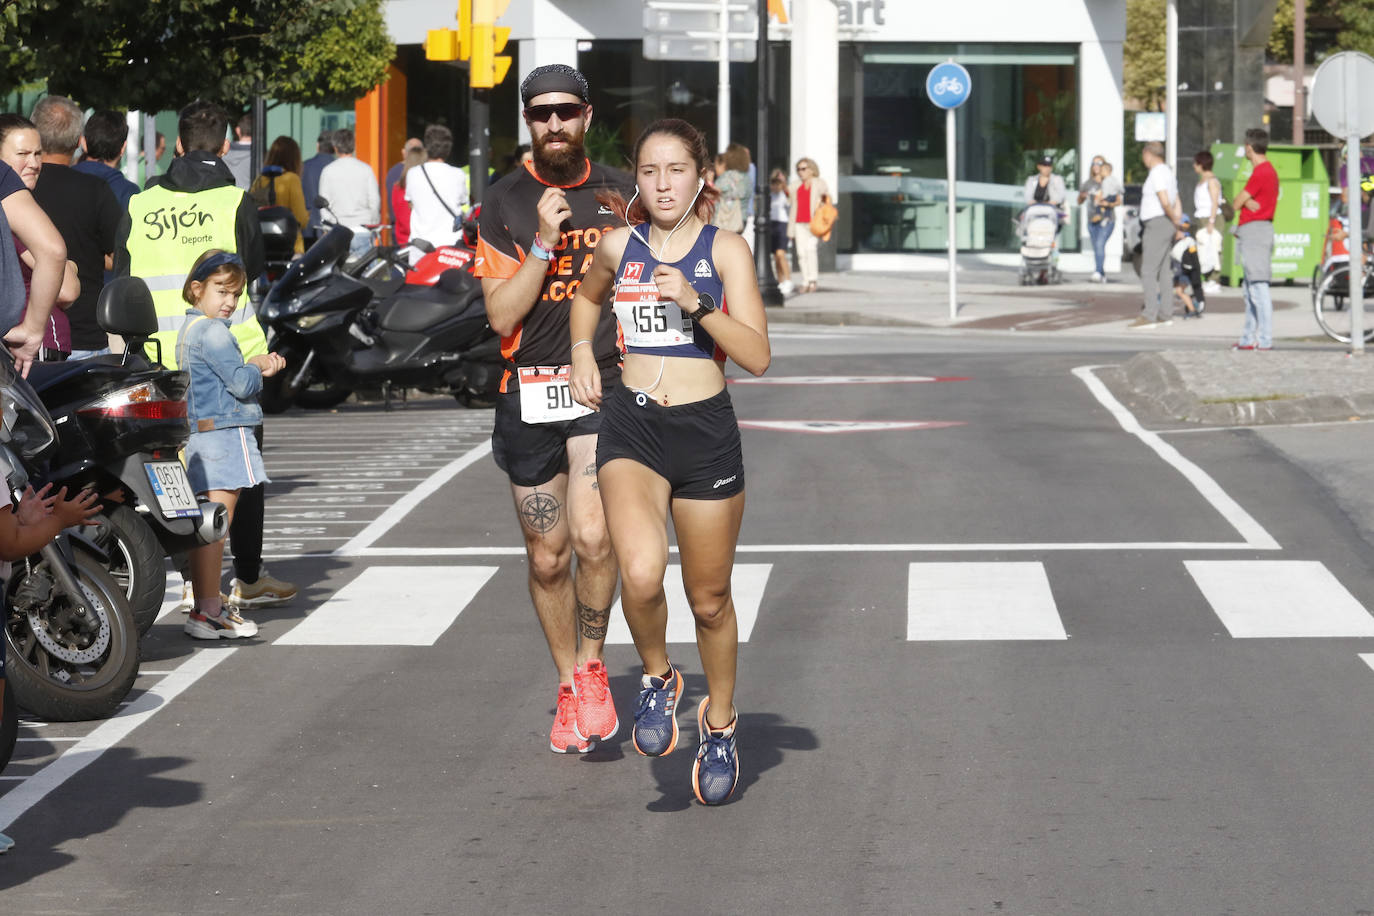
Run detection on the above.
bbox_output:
[926,61,971,109]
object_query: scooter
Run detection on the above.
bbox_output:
[257,223,503,412]
[0,352,140,722]
[28,277,228,636]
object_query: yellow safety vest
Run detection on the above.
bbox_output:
[124,183,267,367]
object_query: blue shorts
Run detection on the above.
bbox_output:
[185,425,269,494]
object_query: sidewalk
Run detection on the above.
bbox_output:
[768,266,1374,425]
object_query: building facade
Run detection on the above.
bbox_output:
[383,0,1125,271]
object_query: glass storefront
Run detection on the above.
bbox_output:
[837,43,1081,255]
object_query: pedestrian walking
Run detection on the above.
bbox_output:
[176,249,287,639]
[568,117,771,805]
[404,125,469,250]
[1192,150,1224,291]
[249,136,310,254]
[472,64,630,755]
[711,147,749,234]
[1129,141,1183,329]
[223,113,254,190]
[790,157,827,293]
[72,110,140,210]
[768,167,793,294]
[318,128,380,259]
[1228,128,1279,350]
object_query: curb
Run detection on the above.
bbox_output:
[1121,352,1374,425]
[764,305,926,327]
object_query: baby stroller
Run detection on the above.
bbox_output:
[1018,203,1062,285]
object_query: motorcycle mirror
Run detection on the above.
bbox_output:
[410,239,435,254]
[314,195,330,209]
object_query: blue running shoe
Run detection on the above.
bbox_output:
[632,663,683,757]
[692,698,739,806]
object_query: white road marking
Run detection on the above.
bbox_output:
[605,565,771,645]
[1073,366,1280,550]
[1361,654,1374,673]
[729,375,966,385]
[0,647,237,832]
[273,566,497,646]
[1186,560,1374,638]
[907,562,1067,640]
[334,441,492,556]
[353,540,1262,558]
[737,419,963,433]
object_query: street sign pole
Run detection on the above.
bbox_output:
[755,0,782,306]
[717,0,730,149]
[1344,54,1364,352]
[946,106,956,321]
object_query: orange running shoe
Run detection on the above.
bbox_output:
[572,659,619,743]
[550,684,593,754]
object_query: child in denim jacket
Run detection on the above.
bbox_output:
[177,249,286,640]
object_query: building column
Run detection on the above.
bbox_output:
[788,0,838,269]
[1079,37,1124,271]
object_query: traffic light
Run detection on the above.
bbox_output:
[424,0,472,62]
[470,0,512,88]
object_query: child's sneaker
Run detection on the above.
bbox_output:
[550,684,593,754]
[692,698,739,806]
[172,580,194,614]
[184,607,259,639]
[572,658,618,743]
[228,571,297,608]
[632,662,683,757]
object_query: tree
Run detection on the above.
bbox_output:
[1124,0,1166,111]
[0,0,393,111]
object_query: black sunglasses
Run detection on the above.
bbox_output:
[524,103,586,124]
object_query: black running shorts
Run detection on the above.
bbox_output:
[491,391,602,488]
[596,384,745,500]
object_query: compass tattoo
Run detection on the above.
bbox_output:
[578,599,610,641]
[519,490,561,534]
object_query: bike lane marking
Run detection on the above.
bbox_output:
[0,647,237,831]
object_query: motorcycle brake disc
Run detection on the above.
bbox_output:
[26,578,110,665]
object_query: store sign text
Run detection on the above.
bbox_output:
[837,0,887,26]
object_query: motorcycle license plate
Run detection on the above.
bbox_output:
[144,461,200,519]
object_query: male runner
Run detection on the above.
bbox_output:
[475,65,629,754]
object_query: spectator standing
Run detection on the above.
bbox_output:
[1228,128,1279,351]
[1129,141,1183,329]
[249,136,310,254]
[1077,154,1107,281]
[317,128,380,258]
[768,167,793,295]
[384,136,422,207]
[115,99,295,613]
[711,148,749,234]
[29,96,121,359]
[223,112,254,190]
[72,110,140,210]
[0,151,66,374]
[405,125,469,249]
[300,131,335,245]
[0,114,79,359]
[1024,154,1066,210]
[390,143,427,247]
[1192,150,1224,292]
[789,157,827,294]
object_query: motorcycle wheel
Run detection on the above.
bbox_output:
[259,373,293,414]
[3,550,139,722]
[0,676,16,774]
[294,386,351,410]
[89,505,166,637]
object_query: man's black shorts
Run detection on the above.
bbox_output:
[491,391,602,487]
[596,384,744,500]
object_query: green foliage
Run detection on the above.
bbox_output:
[1269,0,1296,60]
[1335,0,1374,58]
[0,0,393,111]
[1124,0,1166,111]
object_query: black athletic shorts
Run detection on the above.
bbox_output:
[769,219,789,253]
[491,390,602,487]
[596,384,744,500]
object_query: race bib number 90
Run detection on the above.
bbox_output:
[518,365,594,424]
[613,281,692,348]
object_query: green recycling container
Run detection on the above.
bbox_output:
[1212,142,1329,285]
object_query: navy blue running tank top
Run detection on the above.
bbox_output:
[611,223,725,361]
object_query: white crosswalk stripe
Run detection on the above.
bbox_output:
[907,561,1067,640]
[605,564,772,644]
[1185,560,1374,638]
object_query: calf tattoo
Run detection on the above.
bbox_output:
[520,490,560,534]
[583,463,598,490]
[578,599,610,641]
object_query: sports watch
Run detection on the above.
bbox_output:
[688,291,717,324]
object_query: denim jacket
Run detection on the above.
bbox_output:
[177,308,263,430]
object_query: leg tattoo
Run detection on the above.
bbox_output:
[577,598,610,641]
[583,463,599,490]
[519,490,561,534]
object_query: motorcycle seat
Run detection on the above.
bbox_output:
[26,355,126,393]
[376,286,481,333]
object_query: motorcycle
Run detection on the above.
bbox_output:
[256,222,503,413]
[0,352,140,722]
[27,277,228,636]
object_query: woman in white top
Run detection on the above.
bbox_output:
[1192,150,1223,287]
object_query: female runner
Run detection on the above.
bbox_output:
[568,119,770,805]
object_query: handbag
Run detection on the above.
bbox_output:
[1219,198,1236,222]
[809,194,837,240]
[419,163,464,232]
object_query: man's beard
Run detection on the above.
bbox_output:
[532,130,587,185]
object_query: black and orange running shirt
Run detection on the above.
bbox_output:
[474,159,631,393]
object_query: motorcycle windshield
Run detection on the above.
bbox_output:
[262,226,353,318]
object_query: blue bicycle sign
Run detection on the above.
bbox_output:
[926,61,972,110]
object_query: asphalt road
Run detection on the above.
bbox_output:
[3,325,1374,915]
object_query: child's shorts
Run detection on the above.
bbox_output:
[185,425,269,494]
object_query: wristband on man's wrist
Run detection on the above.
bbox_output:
[530,236,554,261]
